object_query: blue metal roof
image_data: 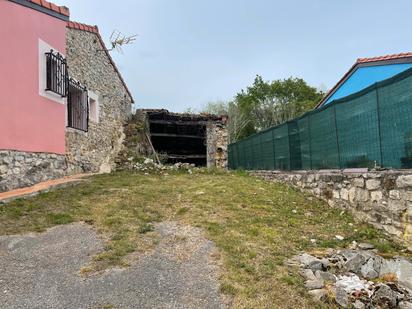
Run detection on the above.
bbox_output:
[323,62,412,106]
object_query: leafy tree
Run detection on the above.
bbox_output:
[201,76,322,142]
[234,76,323,140]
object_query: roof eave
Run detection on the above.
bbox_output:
[9,0,69,21]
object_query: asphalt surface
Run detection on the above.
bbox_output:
[0,222,225,309]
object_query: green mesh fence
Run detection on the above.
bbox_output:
[309,106,339,169]
[378,73,412,168]
[228,67,412,171]
[335,89,380,168]
[273,124,290,170]
[297,116,311,169]
[260,130,275,169]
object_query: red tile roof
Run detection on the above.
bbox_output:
[67,21,98,34]
[316,52,412,108]
[357,52,412,64]
[67,21,134,103]
[28,0,70,17]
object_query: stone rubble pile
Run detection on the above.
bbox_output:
[123,158,197,174]
[289,244,412,308]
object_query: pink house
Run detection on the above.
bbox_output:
[0,0,69,154]
[0,0,134,192]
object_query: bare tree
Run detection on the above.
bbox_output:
[202,101,250,143]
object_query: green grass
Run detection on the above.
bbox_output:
[0,169,406,308]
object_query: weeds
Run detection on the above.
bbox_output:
[0,170,405,308]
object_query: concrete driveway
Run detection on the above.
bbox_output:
[0,222,225,309]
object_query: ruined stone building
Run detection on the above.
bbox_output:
[142,110,228,168]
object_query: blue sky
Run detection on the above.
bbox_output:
[54,0,412,112]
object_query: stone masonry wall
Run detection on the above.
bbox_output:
[0,150,67,192]
[206,120,229,169]
[65,28,132,174]
[251,170,412,249]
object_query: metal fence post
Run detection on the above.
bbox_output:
[333,105,342,169]
[272,129,276,170]
[375,85,384,167]
[287,123,292,171]
[308,115,313,170]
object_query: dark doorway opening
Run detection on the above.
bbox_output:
[146,110,211,166]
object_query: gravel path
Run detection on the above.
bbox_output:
[0,222,225,309]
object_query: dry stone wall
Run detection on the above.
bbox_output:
[0,150,67,192]
[251,170,412,249]
[65,28,132,174]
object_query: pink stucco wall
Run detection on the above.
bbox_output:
[0,1,67,154]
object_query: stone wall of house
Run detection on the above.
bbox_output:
[250,170,412,249]
[206,119,229,169]
[65,28,133,174]
[0,150,67,192]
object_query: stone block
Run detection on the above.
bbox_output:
[306,174,315,183]
[370,191,383,202]
[366,179,381,190]
[0,165,8,175]
[354,188,369,202]
[332,190,340,199]
[340,188,349,200]
[408,203,412,221]
[400,190,412,201]
[389,190,401,200]
[397,175,412,188]
[353,177,365,188]
[388,199,407,215]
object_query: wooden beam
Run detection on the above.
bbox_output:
[167,154,206,159]
[150,133,204,139]
[149,119,208,126]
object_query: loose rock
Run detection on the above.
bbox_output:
[308,289,327,301]
[305,279,324,290]
[300,269,317,281]
[290,248,412,308]
[360,258,379,279]
[315,270,336,283]
[335,285,349,308]
[358,243,375,250]
[371,284,398,308]
[353,300,366,309]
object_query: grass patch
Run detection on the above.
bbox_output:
[138,223,154,234]
[0,170,407,308]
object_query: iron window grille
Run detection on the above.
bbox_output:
[67,78,89,132]
[45,50,68,97]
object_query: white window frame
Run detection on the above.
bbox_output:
[38,39,67,105]
[88,90,100,123]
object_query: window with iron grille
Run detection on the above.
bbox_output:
[45,50,68,97]
[67,78,88,131]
